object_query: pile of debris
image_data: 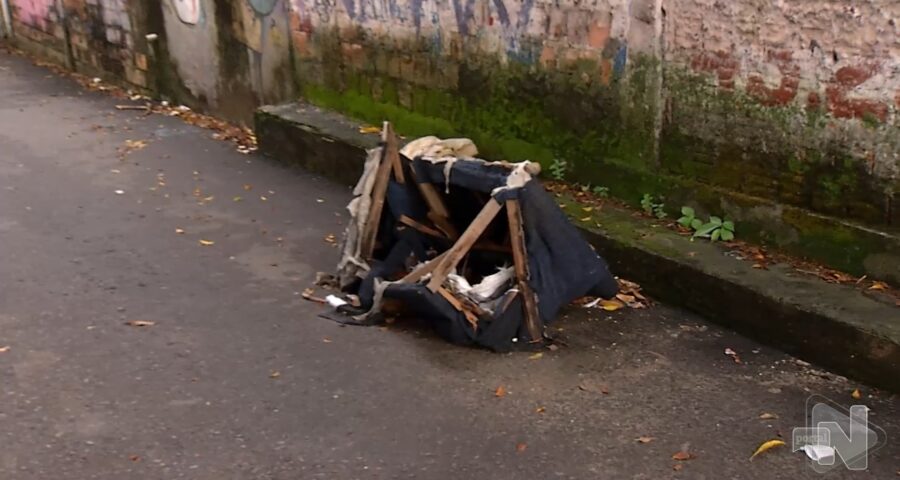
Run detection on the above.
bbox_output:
[327,122,618,350]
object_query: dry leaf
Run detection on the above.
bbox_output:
[672,464,683,471]
[759,413,778,420]
[580,216,592,222]
[749,439,785,460]
[125,320,155,327]
[869,281,888,291]
[582,207,593,213]
[724,347,742,364]
[198,239,215,246]
[322,338,332,343]
[269,371,281,378]
[578,381,609,394]
[324,234,337,245]
[636,436,655,444]
[672,450,694,461]
[243,184,252,191]
[0,346,9,353]
[175,228,185,234]
[528,352,543,360]
[599,299,624,311]
[851,388,862,400]
[233,196,242,202]
[129,455,141,462]
[494,386,507,398]
[535,406,546,414]
[515,442,527,453]
[260,196,268,201]
[358,125,381,134]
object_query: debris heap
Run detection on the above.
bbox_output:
[333,122,618,350]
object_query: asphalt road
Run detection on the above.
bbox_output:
[1,50,898,479]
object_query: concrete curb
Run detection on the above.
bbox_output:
[256,102,900,392]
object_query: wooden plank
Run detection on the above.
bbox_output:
[437,287,479,328]
[398,215,446,239]
[426,210,459,240]
[506,199,542,342]
[426,198,502,292]
[398,251,448,284]
[358,142,394,260]
[382,121,404,184]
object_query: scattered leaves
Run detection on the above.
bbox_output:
[198,239,215,246]
[672,450,694,461]
[851,388,862,400]
[125,320,155,327]
[749,439,785,460]
[494,386,507,398]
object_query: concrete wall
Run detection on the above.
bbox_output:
[4,0,899,278]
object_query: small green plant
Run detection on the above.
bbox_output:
[549,158,568,181]
[677,206,703,230]
[640,194,667,219]
[592,186,610,197]
[692,216,735,242]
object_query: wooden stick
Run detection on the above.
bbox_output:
[115,104,150,111]
[506,199,542,342]
[437,287,479,328]
[398,251,448,284]
[382,122,404,184]
[398,215,446,238]
[426,198,502,292]
[358,140,394,260]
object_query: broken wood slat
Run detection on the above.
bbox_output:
[358,145,393,260]
[437,287,479,328]
[506,199,542,343]
[426,210,459,240]
[398,215,446,239]
[382,121,404,185]
[398,251,449,284]
[426,198,503,292]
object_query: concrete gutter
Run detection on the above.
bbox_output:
[255,101,900,392]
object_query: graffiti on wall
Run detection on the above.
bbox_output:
[11,0,55,29]
[247,0,279,16]
[172,0,201,25]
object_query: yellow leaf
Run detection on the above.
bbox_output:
[358,125,381,134]
[582,207,593,213]
[599,299,624,311]
[198,239,215,246]
[528,352,543,360]
[749,439,785,460]
[535,406,546,414]
[269,371,281,378]
[580,216,592,222]
[233,196,242,202]
[869,281,887,291]
[851,388,862,399]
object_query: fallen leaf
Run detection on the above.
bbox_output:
[129,455,141,462]
[243,184,252,191]
[578,381,609,394]
[749,439,785,460]
[672,464,683,471]
[0,346,9,353]
[528,352,543,360]
[580,216,592,222]
[114,189,125,195]
[598,299,624,311]
[322,338,332,343]
[851,388,862,400]
[358,125,381,134]
[672,450,694,461]
[515,442,527,453]
[636,436,655,444]
[494,386,507,398]
[198,239,215,246]
[582,207,593,213]
[759,413,778,420]
[724,347,742,364]
[233,196,242,202]
[869,281,888,291]
[175,228,185,234]
[535,406,546,414]
[269,371,281,378]
[125,320,155,327]
[260,196,268,201]
[324,234,337,245]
